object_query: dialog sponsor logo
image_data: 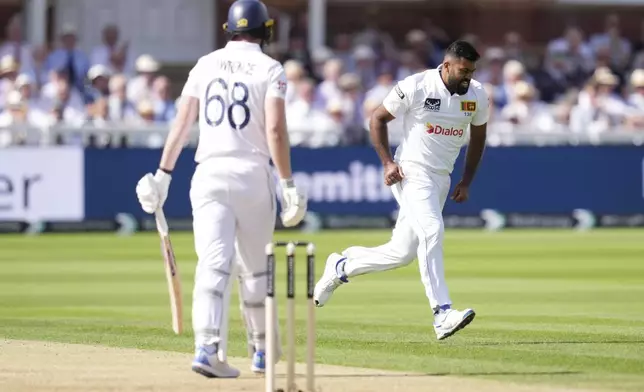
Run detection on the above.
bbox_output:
[425,123,464,137]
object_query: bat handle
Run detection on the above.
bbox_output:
[155,208,169,236]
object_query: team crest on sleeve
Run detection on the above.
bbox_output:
[423,98,441,112]
[460,101,477,112]
[394,84,405,99]
[277,80,287,92]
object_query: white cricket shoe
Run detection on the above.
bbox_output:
[313,253,348,307]
[191,345,241,378]
[434,308,476,340]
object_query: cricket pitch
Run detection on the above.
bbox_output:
[0,339,597,392]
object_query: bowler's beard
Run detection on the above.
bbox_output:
[449,75,470,95]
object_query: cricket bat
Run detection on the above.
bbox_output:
[154,208,183,334]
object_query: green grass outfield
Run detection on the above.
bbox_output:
[1,229,643,390]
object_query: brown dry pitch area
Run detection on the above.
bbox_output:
[0,339,595,392]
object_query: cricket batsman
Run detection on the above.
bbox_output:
[135,0,307,378]
[314,40,489,340]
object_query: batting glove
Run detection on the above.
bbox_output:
[136,169,172,214]
[279,178,307,227]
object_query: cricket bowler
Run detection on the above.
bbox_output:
[135,0,307,378]
[314,40,489,341]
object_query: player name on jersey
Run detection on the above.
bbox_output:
[218,59,257,75]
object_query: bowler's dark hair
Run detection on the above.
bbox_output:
[445,40,481,62]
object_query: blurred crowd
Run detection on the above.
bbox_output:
[264,14,644,147]
[0,14,175,132]
[2,11,644,148]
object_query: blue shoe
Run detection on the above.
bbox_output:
[191,345,240,378]
[251,349,265,373]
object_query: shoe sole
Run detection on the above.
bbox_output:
[192,364,219,378]
[437,310,476,341]
[191,363,240,379]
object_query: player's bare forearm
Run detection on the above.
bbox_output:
[369,105,396,165]
[461,123,487,186]
[265,97,292,180]
[159,97,198,172]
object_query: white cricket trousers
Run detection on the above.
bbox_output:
[342,161,452,311]
[189,157,276,351]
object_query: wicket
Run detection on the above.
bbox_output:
[265,241,316,392]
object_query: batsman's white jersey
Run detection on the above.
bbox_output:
[181,41,286,354]
[342,66,489,310]
[182,41,287,165]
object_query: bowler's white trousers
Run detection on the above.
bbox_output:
[189,156,276,354]
[342,161,452,311]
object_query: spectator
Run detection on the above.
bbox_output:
[45,24,90,96]
[309,46,333,81]
[503,31,527,64]
[107,74,136,123]
[127,54,160,103]
[45,79,86,127]
[134,99,156,125]
[482,83,500,122]
[627,69,644,110]
[570,69,635,133]
[592,68,632,120]
[492,59,527,108]
[0,55,19,108]
[315,58,343,109]
[0,90,28,127]
[476,47,506,86]
[286,77,330,146]
[362,98,405,145]
[332,34,355,72]
[406,29,443,69]
[337,72,365,144]
[87,97,111,127]
[86,64,112,104]
[14,73,45,115]
[589,14,631,73]
[365,63,395,105]
[535,49,573,103]
[307,98,344,148]
[152,76,176,123]
[283,34,313,76]
[421,18,451,52]
[396,50,425,80]
[632,51,644,71]
[0,14,34,76]
[501,80,556,132]
[283,59,305,105]
[29,44,49,89]
[90,24,131,75]
[546,27,594,86]
[353,44,377,89]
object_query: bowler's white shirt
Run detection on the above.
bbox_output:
[181,41,287,165]
[382,67,489,175]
